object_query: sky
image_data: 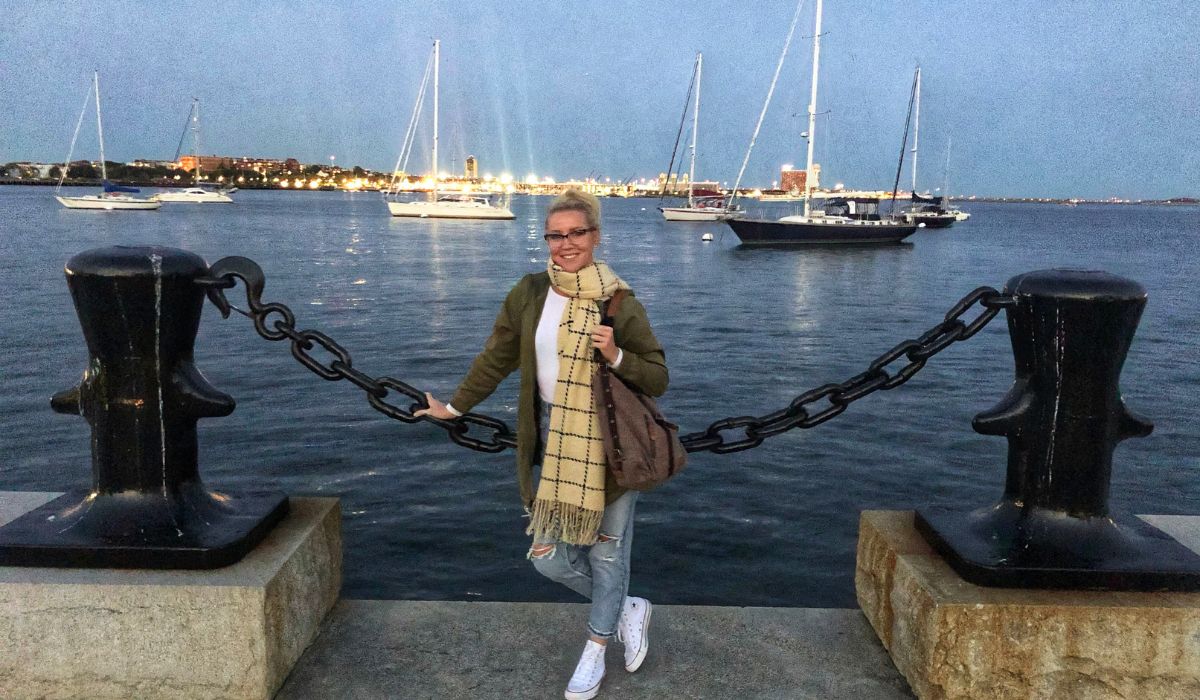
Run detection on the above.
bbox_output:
[2,1,1197,199]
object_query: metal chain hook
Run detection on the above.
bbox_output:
[202,256,269,319]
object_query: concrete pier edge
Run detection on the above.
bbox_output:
[0,492,341,699]
[856,510,1200,700]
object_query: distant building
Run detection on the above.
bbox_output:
[129,159,180,170]
[177,155,302,174]
[3,162,57,178]
[465,155,478,180]
[780,163,820,193]
[179,155,233,173]
[780,168,805,193]
[228,156,300,173]
[656,172,691,196]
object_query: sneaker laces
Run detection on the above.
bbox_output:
[573,642,604,681]
[617,604,631,643]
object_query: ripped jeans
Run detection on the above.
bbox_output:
[529,402,639,638]
[530,490,638,639]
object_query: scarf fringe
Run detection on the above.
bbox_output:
[525,497,604,547]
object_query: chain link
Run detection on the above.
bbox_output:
[676,286,1014,454]
[203,257,520,453]
[202,257,1013,456]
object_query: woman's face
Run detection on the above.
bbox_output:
[545,210,600,273]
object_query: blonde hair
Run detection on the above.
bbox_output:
[545,188,601,230]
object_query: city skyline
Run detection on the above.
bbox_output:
[2,1,1198,199]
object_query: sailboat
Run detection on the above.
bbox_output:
[900,68,958,229]
[155,98,233,203]
[55,72,161,211]
[725,0,916,244]
[386,40,514,220]
[659,53,742,222]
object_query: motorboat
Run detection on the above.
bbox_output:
[155,187,233,203]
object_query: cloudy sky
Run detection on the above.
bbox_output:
[2,0,1197,198]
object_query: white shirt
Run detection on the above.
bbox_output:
[535,291,570,403]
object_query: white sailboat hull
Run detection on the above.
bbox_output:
[660,206,740,221]
[56,195,161,210]
[387,200,515,219]
[155,188,233,203]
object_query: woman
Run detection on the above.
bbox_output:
[417,189,667,700]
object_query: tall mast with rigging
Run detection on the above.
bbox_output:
[687,53,702,208]
[94,71,108,184]
[192,99,201,184]
[432,39,440,199]
[803,0,823,218]
[911,66,921,192]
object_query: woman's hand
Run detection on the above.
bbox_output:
[590,324,619,365]
[413,392,458,420]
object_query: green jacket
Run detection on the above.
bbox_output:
[449,271,669,508]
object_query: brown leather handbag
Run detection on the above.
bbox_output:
[593,290,687,491]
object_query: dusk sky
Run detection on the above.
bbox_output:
[2,1,1197,199]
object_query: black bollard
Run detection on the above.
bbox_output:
[916,269,1200,590]
[0,246,288,569]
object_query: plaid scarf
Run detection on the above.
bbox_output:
[527,260,629,545]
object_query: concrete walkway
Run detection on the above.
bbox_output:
[277,600,913,699]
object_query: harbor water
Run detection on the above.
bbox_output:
[2,185,1199,607]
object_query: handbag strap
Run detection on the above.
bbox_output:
[596,359,624,472]
[596,290,629,472]
[600,289,628,327]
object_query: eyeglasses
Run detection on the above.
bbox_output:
[543,227,596,244]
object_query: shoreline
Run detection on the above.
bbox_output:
[3,180,1194,206]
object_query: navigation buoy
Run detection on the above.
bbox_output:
[701,233,714,242]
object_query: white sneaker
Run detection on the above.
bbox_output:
[617,596,652,672]
[564,639,606,700]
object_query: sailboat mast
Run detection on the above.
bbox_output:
[192,99,201,184]
[93,71,108,183]
[432,39,440,198]
[687,53,701,208]
[911,66,921,192]
[942,135,952,197]
[804,0,823,218]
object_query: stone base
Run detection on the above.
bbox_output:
[0,492,341,700]
[856,510,1200,700]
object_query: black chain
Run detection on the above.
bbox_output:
[201,257,517,453]
[201,256,1013,455]
[677,286,1014,453]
